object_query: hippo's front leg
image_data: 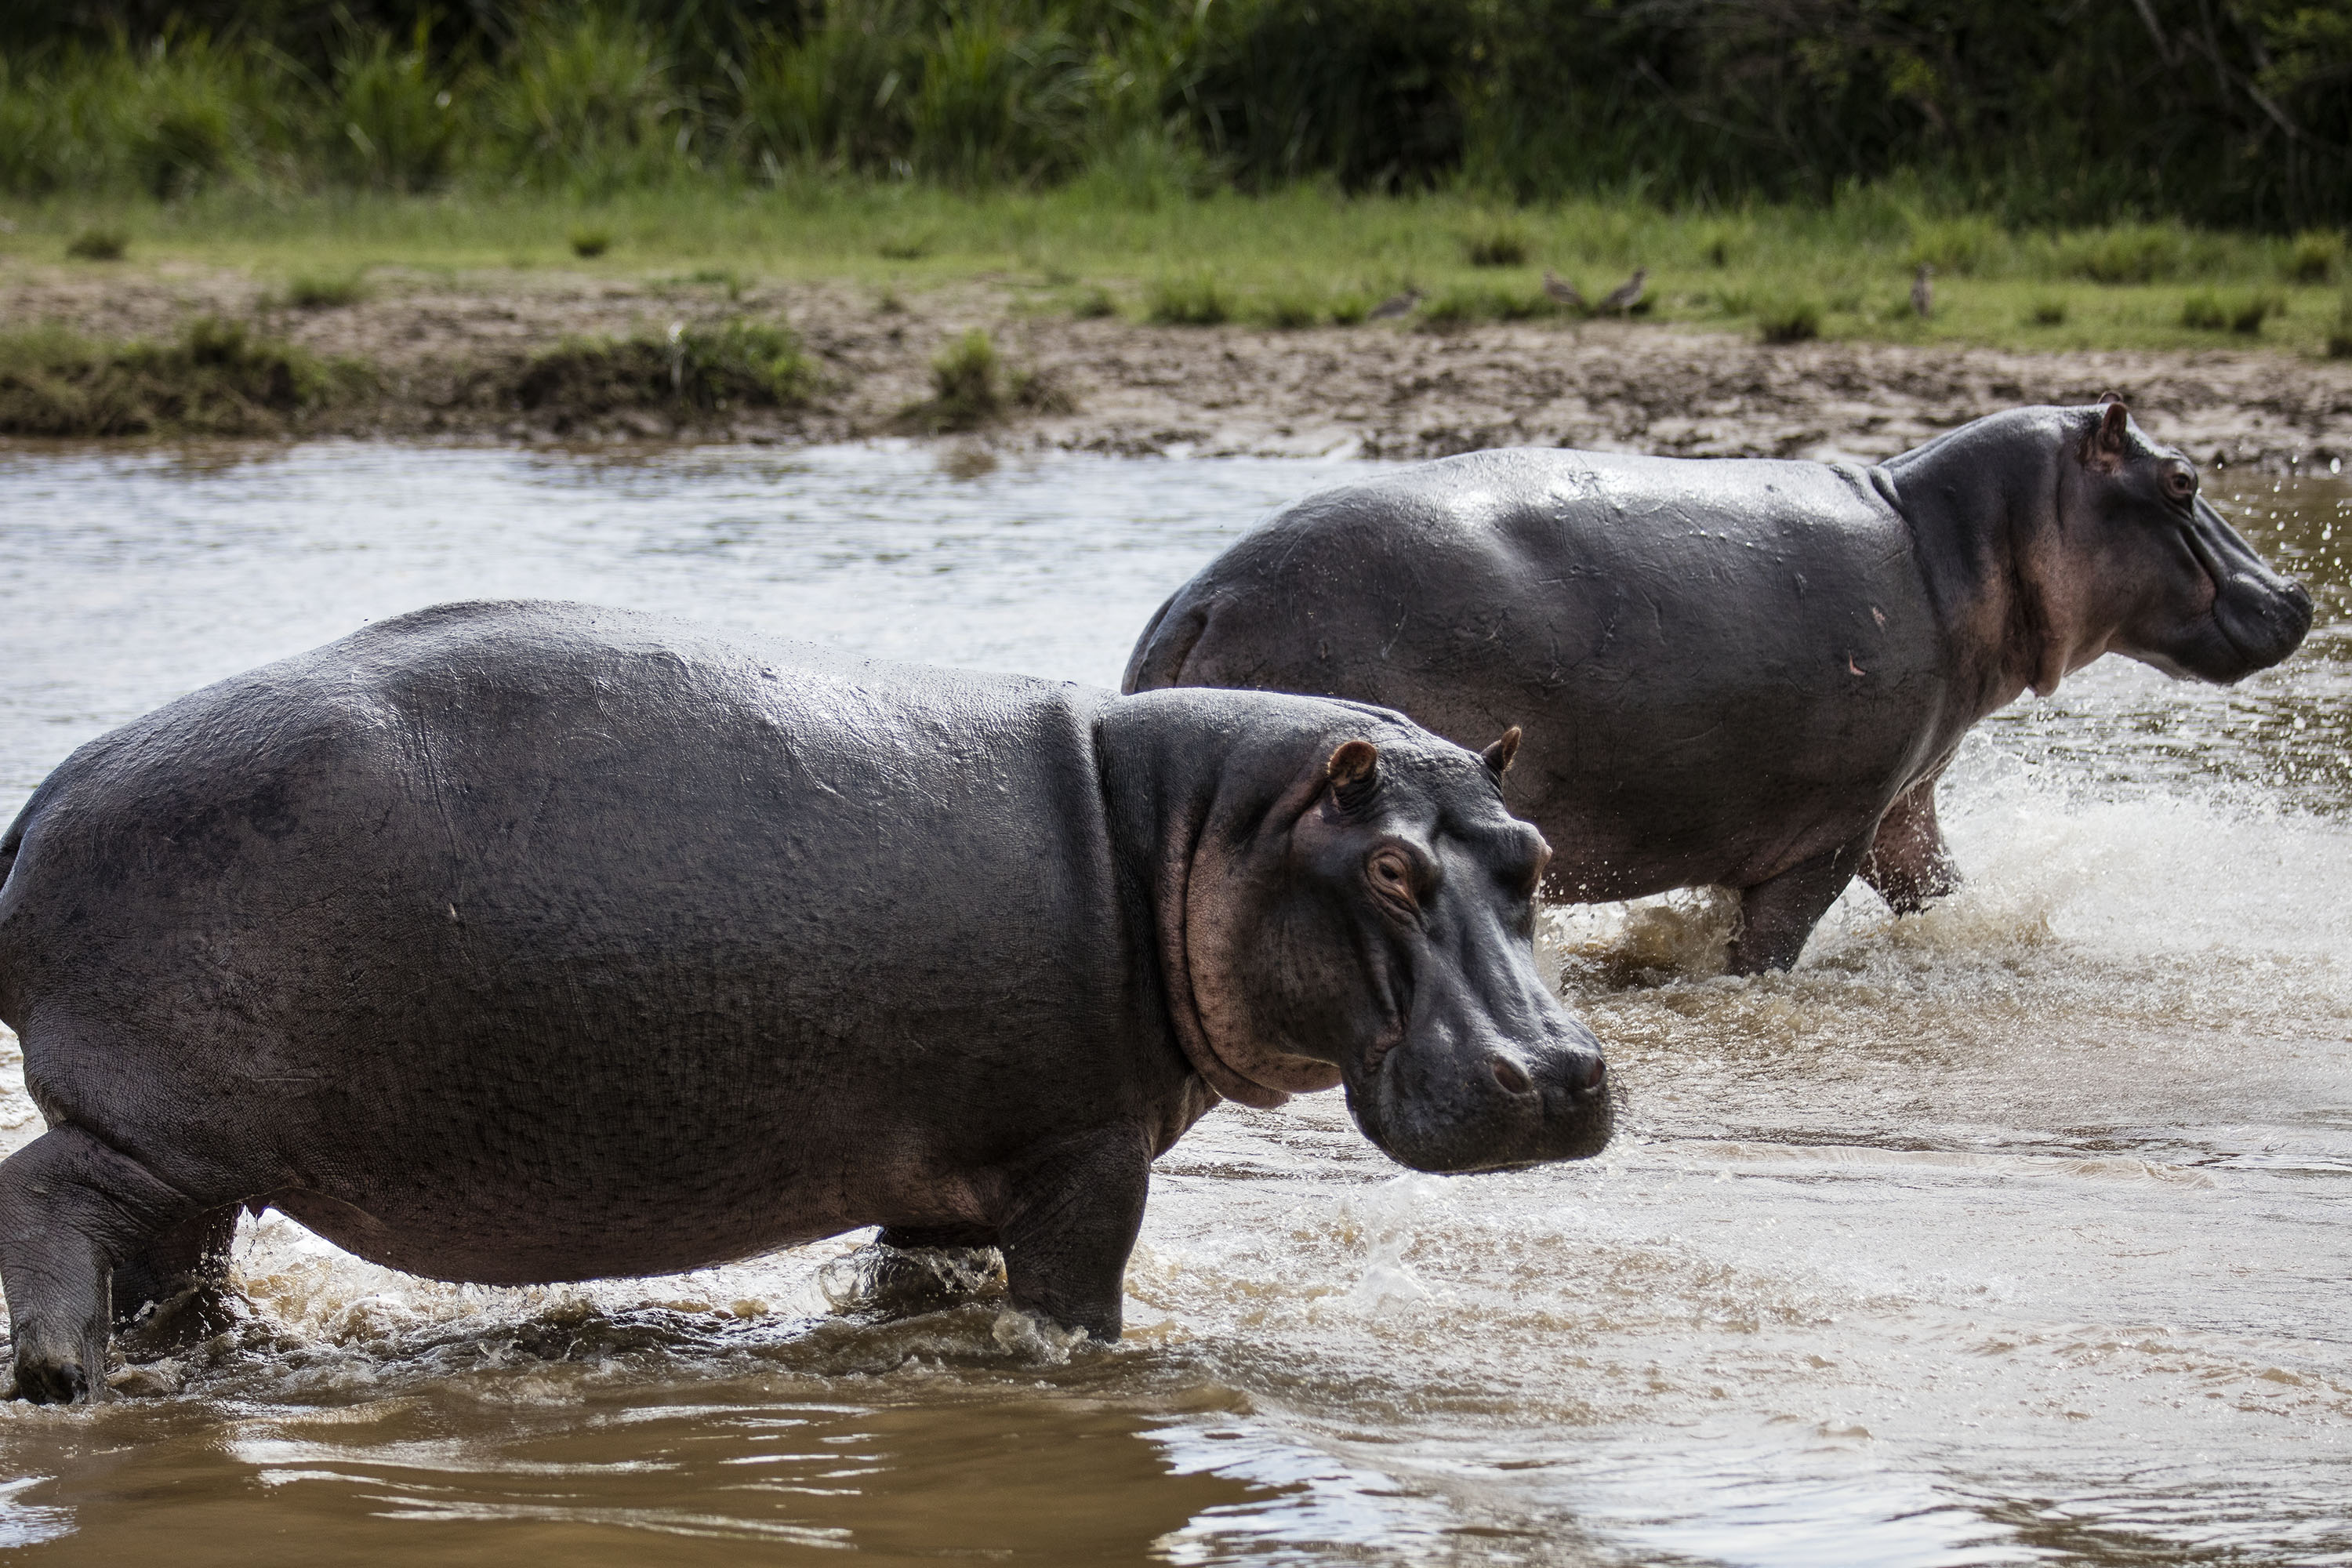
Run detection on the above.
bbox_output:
[1859,774,1959,915]
[995,1125,1152,1341]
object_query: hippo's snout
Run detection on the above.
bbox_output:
[1351,1014,1613,1174]
[2214,571,2314,674]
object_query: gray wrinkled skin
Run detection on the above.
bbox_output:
[0,601,1608,1403]
[1125,403,2313,973]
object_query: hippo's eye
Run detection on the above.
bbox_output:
[2162,463,2197,502]
[1367,848,1417,911]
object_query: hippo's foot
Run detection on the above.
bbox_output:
[0,1125,213,1404]
[10,1345,99,1401]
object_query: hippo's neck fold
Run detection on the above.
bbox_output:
[1878,408,2076,717]
[1096,693,1352,1112]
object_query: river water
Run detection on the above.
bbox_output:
[0,440,2346,1566]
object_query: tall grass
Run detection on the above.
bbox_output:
[2,2,2347,229]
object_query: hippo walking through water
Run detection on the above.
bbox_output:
[0,601,1610,1403]
[1125,402,2313,972]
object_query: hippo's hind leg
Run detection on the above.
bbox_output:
[996,1127,1152,1341]
[1729,833,1874,975]
[0,1127,205,1403]
[1860,775,1959,916]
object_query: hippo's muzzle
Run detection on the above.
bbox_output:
[2180,499,2315,680]
[1346,1011,1613,1174]
[2209,571,2314,676]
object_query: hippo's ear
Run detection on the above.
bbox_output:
[1481,726,1522,778]
[2083,399,2132,471]
[1326,740,1381,815]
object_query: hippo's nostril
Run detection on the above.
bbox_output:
[1574,1056,1607,1096]
[1491,1056,1532,1094]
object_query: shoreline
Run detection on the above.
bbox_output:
[9,265,2352,466]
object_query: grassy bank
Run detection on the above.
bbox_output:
[7,186,2350,359]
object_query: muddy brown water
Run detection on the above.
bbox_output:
[0,441,2347,1566]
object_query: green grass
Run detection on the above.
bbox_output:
[1758,298,1824,344]
[0,316,361,435]
[64,226,126,261]
[2181,289,2285,335]
[3,184,2350,358]
[1420,279,1566,328]
[281,269,371,309]
[898,327,1072,433]
[1146,270,1234,327]
[514,318,815,420]
[1461,222,1532,268]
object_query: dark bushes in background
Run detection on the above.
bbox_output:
[2,0,2348,230]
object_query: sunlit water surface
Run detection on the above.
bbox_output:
[0,440,2347,1566]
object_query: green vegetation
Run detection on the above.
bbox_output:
[0,317,360,435]
[1463,223,1532,269]
[1421,280,1566,329]
[898,328,1070,433]
[1758,298,1824,345]
[2,2,2347,230]
[2180,289,2284,335]
[1146,273,1232,327]
[3,2,2350,365]
[64,227,126,261]
[281,270,371,308]
[2289,232,2343,285]
[515,318,815,419]
[6,183,2352,357]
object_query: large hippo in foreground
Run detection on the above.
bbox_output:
[0,601,1609,1403]
[1125,402,2313,972]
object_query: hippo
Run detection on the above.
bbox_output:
[1124,402,2313,972]
[0,601,1609,1403]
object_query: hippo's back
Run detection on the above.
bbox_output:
[1127,446,1947,898]
[0,601,1125,1281]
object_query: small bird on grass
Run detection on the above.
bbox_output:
[1368,287,1424,321]
[1542,270,1587,311]
[1911,263,1935,318]
[1598,267,1647,316]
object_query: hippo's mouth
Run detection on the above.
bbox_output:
[1342,1025,1409,1133]
[2169,521,2311,681]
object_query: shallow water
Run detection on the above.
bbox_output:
[0,440,2347,1566]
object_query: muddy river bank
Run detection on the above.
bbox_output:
[0,439,2347,1564]
[9,267,2352,463]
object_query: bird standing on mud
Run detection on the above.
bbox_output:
[1598,267,1646,316]
[1911,263,1935,318]
[1543,270,1586,311]
[1369,287,1423,321]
